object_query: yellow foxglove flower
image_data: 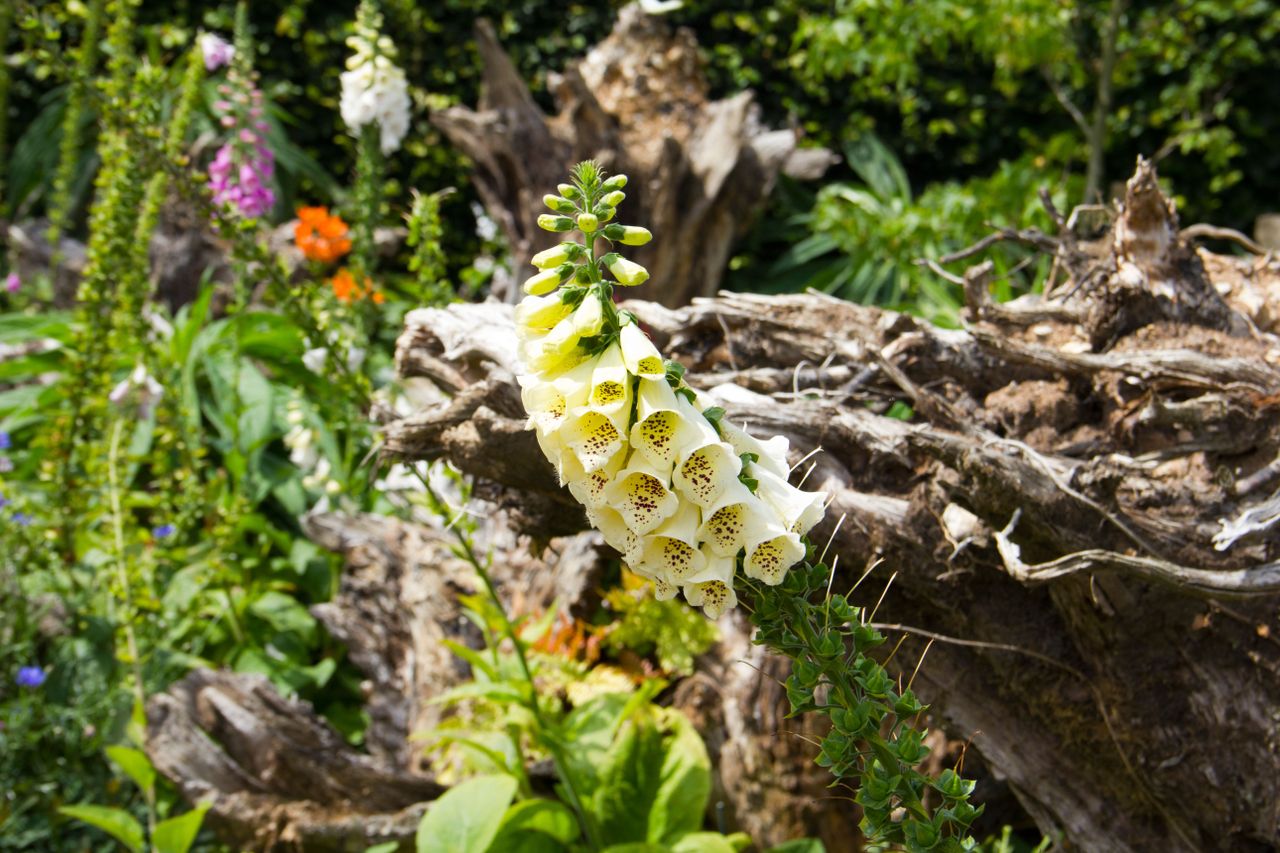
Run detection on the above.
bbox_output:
[520,318,585,376]
[588,506,643,565]
[579,346,631,433]
[674,440,742,508]
[519,375,570,437]
[629,377,701,470]
[562,450,624,510]
[605,455,679,535]
[743,526,806,585]
[697,480,769,557]
[560,409,625,473]
[637,504,706,584]
[682,557,738,618]
[608,255,649,287]
[576,212,599,233]
[754,467,828,536]
[619,321,665,378]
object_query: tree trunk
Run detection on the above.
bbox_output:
[382,157,1280,851]
[430,4,834,306]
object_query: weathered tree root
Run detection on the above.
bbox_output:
[380,159,1280,851]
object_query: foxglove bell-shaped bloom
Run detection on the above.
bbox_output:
[638,505,706,584]
[674,440,741,508]
[697,479,768,557]
[744,524,807,585]
[755,467,827,537]
[619,322,665,378]
[605,455,679,535]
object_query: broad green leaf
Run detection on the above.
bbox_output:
[591,712,668,844]
[152,805,210,853]
[649,711,712,844]
[58,805,144,853]
[600,845,667,853]
[415,774,517,853]
[104,746,155,797]
[671,833,738,853]
[497,799,578,843]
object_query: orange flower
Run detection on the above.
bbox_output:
[295,206,352,263]
[328,267,385,304]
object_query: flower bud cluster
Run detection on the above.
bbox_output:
[516,166,825,618]
[207,38,275,219]
[339,1,411,155]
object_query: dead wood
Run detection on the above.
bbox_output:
[375,158,1280,851]
[430,5,833,306]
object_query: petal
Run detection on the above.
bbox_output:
[519,375,568,435]
[755,468,827,536]
[585,345,631,428]
[589,506,643,565]
[560,410,624,473]
[673,441,742,507]
[682,578,738,619]
[572,294,604,337]
[604,456,679,535]
[619,322,665,378]
[719,418,791,478]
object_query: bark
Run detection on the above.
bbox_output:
[430,4,834,307]
[381,158,1280,851]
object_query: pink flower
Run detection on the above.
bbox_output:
[200,33,235,72]
[4,273,18,294]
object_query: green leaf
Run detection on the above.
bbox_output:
[765,840,827,853]
[496,799,579,844]
[152,805,210,853]
[366,844,401,853]
[649,711,712,844]
[104,746,155,797]
[247,591,318,644]
[672,833,738,853]
[600,846,667,853]
[415,774,518,853]
[58,805,144,853]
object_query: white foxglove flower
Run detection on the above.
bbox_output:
[340,6,412,154]
[588,506,643,565]
[302,347,328,373]
[516,292,574,334]
[109,363,164,417]
[629,377,696,469]
[561,450,624,510]
[608,256,649,286]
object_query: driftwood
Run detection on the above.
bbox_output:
[431,4,833,306]
[376,158,1280,851]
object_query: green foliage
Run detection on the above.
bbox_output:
[603,580,718,677]
[416,774,520,853]
[772,135,1073,326]
[741,558,982,851]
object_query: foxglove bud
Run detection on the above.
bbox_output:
[602,190,625,207]
[576,212,600,233]
[604,253,649,286]
[522,264,571,295]
[601,174,628,192]
[618,226,652,246]
[598,206,616,223]
[531,242,581,269]
[538,214,575,232]
[558,183,581,201]
[543,194,576,213]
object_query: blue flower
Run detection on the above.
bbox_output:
[0,432,10,450]
[16,666,46,688]
[152,523,176,539]
[0,494,7,509]
[11,512,31,527]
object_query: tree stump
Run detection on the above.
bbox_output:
[430,4,834,306]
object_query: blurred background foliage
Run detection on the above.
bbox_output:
[6,0,1277,320]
